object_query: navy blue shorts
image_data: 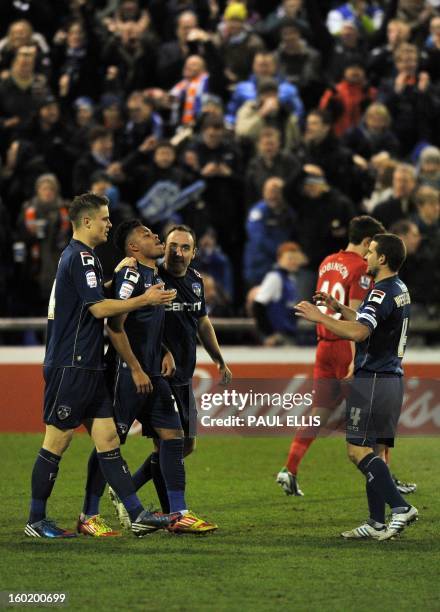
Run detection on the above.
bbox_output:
[346,371,403,448]
[113,368,182,442]
[43,367,113,430]
[171,383,198,438]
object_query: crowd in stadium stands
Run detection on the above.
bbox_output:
[0,0,439,342]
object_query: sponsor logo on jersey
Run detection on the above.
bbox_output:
[119,281,134,300]
[368,289,386,304]
[86,270,97,288]
[165,301,202,312]
[80,251,94,266]
[124,268,140,283]
[192,282,202,297]
[57,405,71,421]
[359,275,371,290]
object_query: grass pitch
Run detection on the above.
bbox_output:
[0,434,439,611]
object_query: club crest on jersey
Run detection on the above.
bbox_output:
[124,268,139,283]
[80,251,94,266]
[369,289,386,304]
[117,422,128,435]
[86,270,97,288]
[192,282,202,297]
[359,275,370,290]
[119,281,134,299]
[57,405,71,421]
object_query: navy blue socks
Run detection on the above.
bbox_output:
[358,452,408,512]
[159,439,186,513]
[97,449,143,521]
[29,448,61,524]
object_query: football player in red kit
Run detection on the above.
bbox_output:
[277,216,417,496]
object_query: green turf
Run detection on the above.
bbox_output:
[0,434,439,611]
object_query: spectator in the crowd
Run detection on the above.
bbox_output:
[274,17,322,108]
[0,45,49,147]
[101,18,158,95]
[97,94,125,157]
[226,51,304,126]
[215,2,265,84]
[391,218,421,256]
[135,140,190,213]
[284,166,355,271]
[392,190,440,313]
[169,52,225,128]
[244,176,297,286]
[193,227,234,301]
[378,42,438,156]
[69,96,96,154]
[319,59,377,137]
[0,19,50,76]
[156,11,198,89]
[417,145,440,188]
[72,126,122,195]
[245,127,300,207]
[27,95,77,195]
[1,139,48,222]
[373,162,417,227]
[294,108,368,202]
[411,184,440,234]
[252,241,307,346]
[424,16,440,83]
[51,5,103,103]
[326,1,384,37]
[183,115,243,261]
[362,153,398,212]
[343,102,400,160]
[201,272,233,317]
[256,0,310,48]
[235,77,300,149]
[16,173,70,312]
[123,91,163,154]
[102,0,152,40]
[368,18,411,85]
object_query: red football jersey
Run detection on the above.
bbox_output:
[316,250,372,341]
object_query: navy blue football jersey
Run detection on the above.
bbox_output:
[159,264,207,385]
[355,276,411,375]
[44,239,105,370]
[112,263,164,376]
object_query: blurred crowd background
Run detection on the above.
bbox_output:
[0,0,439,345]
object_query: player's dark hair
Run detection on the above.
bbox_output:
[113,219,143,253]
[69,192,109,226]
[348,215,385,244]
[164,224,196,248]
[372,233,406,272]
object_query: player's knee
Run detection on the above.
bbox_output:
[91,422,120,452]
[347,444,362,465]
[43,426,74,456]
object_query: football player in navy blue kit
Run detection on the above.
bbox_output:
[295,234,418,541]
[25,193,180,538]
[135,224,232,533]
[87,220,218,533]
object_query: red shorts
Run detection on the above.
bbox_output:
[313,340,352,409]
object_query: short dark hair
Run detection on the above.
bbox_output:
[154,139,175,152]
[348,215,385,244]
[114,219,143,253]
[164,224,196,248]
[69,192,109,226]
[372,233,406,272]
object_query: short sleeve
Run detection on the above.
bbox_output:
[70,250,105,305]
[349,268,373,302]
[356,288,394,332]
[255,272,283,305]
[114,267,143,300]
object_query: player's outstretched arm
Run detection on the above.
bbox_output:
[107,314,153,394]
[198,316,232,384]
[295,301,370,342]
[89,284,177,318]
